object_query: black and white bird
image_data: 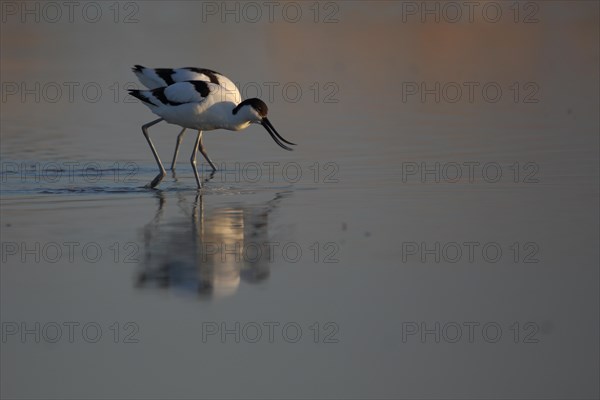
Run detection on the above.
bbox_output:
[132,65,240,172]
[129,65,295,189]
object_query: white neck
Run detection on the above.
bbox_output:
[224,104,257,131]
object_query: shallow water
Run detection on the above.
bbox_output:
[1,2,599,399]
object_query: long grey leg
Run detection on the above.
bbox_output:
[198,134,217,172]
[170,127,186,171]
[191,130,203,189]
[142,118,166,189]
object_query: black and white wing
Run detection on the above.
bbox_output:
[128,81,215,108]
[132,65,241,103]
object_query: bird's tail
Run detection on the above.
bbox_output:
[128,89,153,105]
[132,65,146,74]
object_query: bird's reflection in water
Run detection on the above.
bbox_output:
[136,189,290,299]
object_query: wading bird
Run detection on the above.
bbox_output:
[129,66,295,189]
[132,65,241,171]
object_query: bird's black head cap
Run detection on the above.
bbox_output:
[233,98,268,117]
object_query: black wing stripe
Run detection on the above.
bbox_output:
[189,81,211,97]
[152,87,185,106]
[186,67,221,85]
[155,68,175,86]
[130,82,211,107]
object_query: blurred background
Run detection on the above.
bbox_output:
[1,1,598,399]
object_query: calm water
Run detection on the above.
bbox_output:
[1,2,598,399]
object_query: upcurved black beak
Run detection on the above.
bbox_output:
[261,118,296,151]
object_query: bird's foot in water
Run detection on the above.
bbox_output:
[145,171,166,189]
